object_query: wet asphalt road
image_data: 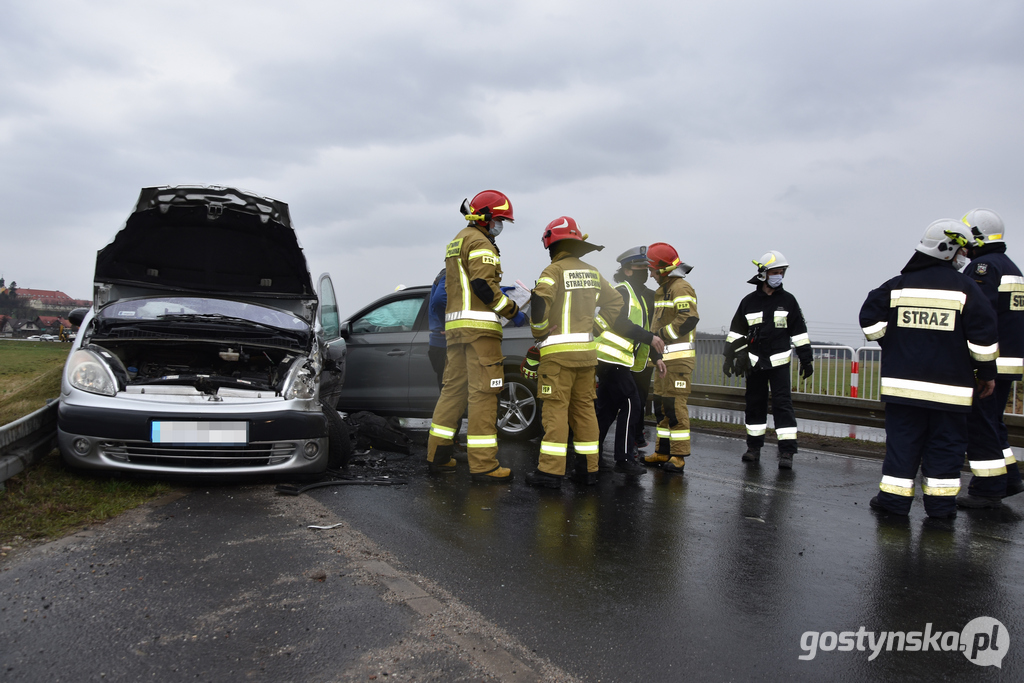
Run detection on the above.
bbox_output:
[319,431,1024,681]
[2,430,1023,681]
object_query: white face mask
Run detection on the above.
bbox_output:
[767,274,784,288]
[953,252,970,271]
[488,219,505,237]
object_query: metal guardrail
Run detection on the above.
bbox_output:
[0,401,58,487]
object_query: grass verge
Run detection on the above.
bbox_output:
[0,449,174,558]
[0,340,68,425]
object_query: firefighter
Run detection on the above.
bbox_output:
[525,216,625,489]
[595,246,666,474]
[642,242,699,474]
[426,190,527,483]
[957,209,1024,507]
[859,219,998,520]
[722,251,813,469]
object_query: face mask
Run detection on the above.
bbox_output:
[767,274,784,288]
[953,252,970,271]
[488,219,505,237]
[626,266,648,285]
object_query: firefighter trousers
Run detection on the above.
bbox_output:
[876,403,965,517]
[596,363,641,462]
[967,378,1022,497]
[427,337,505,474]
[537,361,600,476]
[745,363,798,454]
[632,365,654,445]
[653,360,693,457]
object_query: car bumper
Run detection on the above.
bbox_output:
[57,402,329,475]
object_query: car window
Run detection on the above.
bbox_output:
[99,297,309,331]
[318,274,340,339]
[352,298,424,334]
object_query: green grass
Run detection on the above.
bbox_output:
[0,449,174,550]
[0,340,69,425]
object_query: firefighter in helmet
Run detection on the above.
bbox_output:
[525,216,625,489]
[642,242,699,474]
[426,190,527,483]
[723,251,813,469]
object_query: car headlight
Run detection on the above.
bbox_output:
[283,352,320,400]
[67,349,118,397]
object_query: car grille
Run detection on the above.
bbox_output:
[99,441,296,469]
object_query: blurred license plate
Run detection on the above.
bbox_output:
[151,421,248,445]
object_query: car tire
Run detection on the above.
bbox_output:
[497,370,542,441]
[323,403,353,470]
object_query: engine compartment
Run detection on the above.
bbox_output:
[90,340,302,393]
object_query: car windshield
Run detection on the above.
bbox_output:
[99,297,309,332]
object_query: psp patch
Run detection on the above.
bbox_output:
[897,307,955,331]
[541,385,553,395]
[675,380,687,389]
[490,378,503,388]
[976,262,989,276]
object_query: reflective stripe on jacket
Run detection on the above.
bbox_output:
[652,277,698,363]
[725,284,811,370]
[967,245,1024,379]
[443,226,519,344]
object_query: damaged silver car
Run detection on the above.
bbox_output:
[58,186,349,475]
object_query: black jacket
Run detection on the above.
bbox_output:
[967,243,1024,379]
[725,282,812,371]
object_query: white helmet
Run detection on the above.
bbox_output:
[961,208,1005,245]
[752,250,789,281]
[916,219,975,261]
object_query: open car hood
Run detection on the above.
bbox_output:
[93,186,317,321]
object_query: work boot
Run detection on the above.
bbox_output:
[741,448,760,462]
[956,493,1003,509]
[1005,479,1024,498]
[470,466,514,484]
[635,432,649,450]
[642,453,670,467]
[869,495,908,516]
[614,458,647,476]
[926,509,958,521]
[598,457,616,473]
[525,469,562,489]
[427,445,457,475]
[778,452,794,470]
[662,456,685,474]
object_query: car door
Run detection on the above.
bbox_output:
[317,273,347,409]
[336,292,427,414]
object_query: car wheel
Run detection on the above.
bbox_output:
[497,370,541,441]
[323,403,353,469]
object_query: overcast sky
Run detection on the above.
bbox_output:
[3,0,1023,347]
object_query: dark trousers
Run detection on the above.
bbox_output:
[633,365,654,444]
[428,344,447,390]
[596,363,641,461]
[967,378,1023,497]
[877,403,965,517]
[745,364,798,454]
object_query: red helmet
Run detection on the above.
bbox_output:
[647,242,681,275]
[461,190,514,223]
[541,216,585,248]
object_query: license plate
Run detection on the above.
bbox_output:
[151,421,248,445]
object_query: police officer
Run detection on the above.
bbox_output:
[723,251,813,469]
[860,220,998,519]
[595,247,666,474]
[426,191,527,483]
[525,216,624,489]
[642,243,699,474]
[957,209,1024,507]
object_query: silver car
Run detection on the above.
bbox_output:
[336,286,541,440]
[58,186,348,475]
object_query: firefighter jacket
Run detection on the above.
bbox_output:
[725,282,812,371]
[595,281,663,370]
[967,243,1024,379]
[859,252,999,412]
[531,252,624,368]
[651,276,699,364]
[442,225,520,345]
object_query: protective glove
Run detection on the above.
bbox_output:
[722,357,734,377]
[500,286,515,294]
[734,352,751,376]
[511,311,528,327]
[799,360,814,380]
[520,346,540,380]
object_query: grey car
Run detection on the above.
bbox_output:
[336,286,541,440]
[58,186,349,475]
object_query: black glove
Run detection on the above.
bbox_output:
[734,352,751,376]
[722,357,734,377]
[799,360,813,379]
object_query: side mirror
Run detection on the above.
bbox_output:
[68,308,89,327]
[339,320,352,339]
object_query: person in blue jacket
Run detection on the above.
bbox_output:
[859,219,999,520]
[957,209,1024,507]
[428,268,449,389]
